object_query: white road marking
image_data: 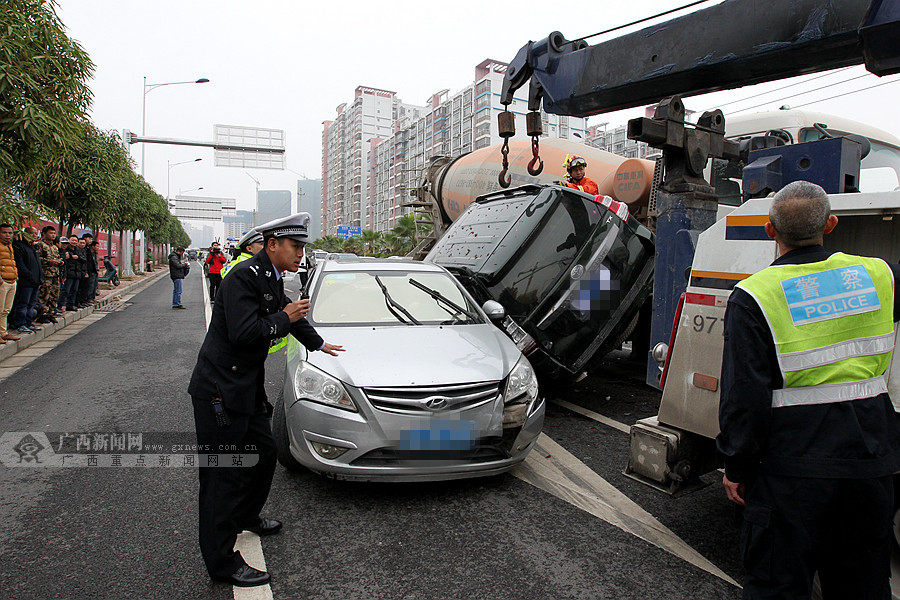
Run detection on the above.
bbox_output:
[197,260,212,327]
[199,264,275,600]
[234,532,274,600]
[551,398,632,434]
[513,433,739,588]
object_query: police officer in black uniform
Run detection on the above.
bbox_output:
[718,182,900,598]
[188,212,344,587]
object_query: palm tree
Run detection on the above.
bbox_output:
[360,229,381,256]
[380,232,401,256]
[342,236,363,254]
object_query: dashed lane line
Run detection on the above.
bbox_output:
[198,268,275,600]
[512,433,739,588]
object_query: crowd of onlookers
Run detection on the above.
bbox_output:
[0,223,108,344]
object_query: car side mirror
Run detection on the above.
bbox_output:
[482,300,506,322]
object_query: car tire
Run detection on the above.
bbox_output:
[272,387,305,472]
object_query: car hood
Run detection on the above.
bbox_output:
[301,325,522,388]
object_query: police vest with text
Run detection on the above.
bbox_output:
[736,253,895,408]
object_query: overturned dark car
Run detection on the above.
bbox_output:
[426,184,655,382]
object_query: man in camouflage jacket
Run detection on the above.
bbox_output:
[37,226,62,321]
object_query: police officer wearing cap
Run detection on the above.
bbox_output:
[188,212,344,587]
[717,181,900,598]
[222,228,264,279]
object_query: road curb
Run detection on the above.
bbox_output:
[0,270,168,362]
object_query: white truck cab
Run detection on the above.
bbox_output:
[629,110,900,493]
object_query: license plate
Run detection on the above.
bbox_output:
[400,420,474,451]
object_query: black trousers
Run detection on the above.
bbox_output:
[191,396,277,578]
[741,472,893,600]
[208,273,222,302]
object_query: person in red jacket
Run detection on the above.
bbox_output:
[564,155,599,195]
[205,242,227,302]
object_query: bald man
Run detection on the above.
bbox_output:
[718,180,900,598]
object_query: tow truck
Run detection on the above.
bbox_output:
[490,0,900,592]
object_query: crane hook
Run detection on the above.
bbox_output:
[527,136,543,176]
[498,168,512,187]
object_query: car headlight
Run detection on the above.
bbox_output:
[293,361,357,412]
[505,356,539,404]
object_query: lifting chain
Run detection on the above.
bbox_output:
[497,107,515,188]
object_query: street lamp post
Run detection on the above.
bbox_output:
[167,157,202,201]
[135,76,209,276]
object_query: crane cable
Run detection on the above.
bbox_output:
[789,77,900,110]
[703,66,855,111]
[570,0,716,44]
[725,73,872,115]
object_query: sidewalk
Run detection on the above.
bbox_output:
[0,269,168,364]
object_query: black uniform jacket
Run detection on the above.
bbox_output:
[717,245,900,483]
[188,250,324,413]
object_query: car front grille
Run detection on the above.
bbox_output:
[363,381,502,414]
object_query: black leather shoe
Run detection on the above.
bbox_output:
[246,518,283,536]
[213,564,270,587]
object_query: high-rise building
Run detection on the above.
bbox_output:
[321,87,425,236]
[186,223,216,249]
[223,210,255,240]
[296,179,323,242]
[585,123,660,160]
[256,190,292,226]
[365,59,589,232]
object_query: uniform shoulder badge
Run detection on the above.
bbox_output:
[249,265,259,276]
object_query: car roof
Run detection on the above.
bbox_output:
[318,255,446,273]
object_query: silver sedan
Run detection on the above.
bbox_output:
[273,256,545,481]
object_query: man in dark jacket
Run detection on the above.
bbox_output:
[187,213,344,587]
[168,247,190,309]
[77,233,98,307]
[58,235,84,311]
[10,227,43,334]
[718,181,900,598]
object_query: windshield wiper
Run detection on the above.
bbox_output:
[374,275,420,325]
[408,278,478,323]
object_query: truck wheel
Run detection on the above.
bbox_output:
[272,388,305,472]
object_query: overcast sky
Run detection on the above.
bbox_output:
[57,0,899,215]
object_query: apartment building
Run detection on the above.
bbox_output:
[366,59,589,233]
[321,87,424,237]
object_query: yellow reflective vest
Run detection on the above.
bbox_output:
[736,252,895,408]
[221,252,252,278]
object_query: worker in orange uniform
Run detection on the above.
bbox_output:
[564,155,599,195]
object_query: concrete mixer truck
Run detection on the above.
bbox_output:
[414,138,659,382]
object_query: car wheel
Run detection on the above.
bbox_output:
[272,387,305,472]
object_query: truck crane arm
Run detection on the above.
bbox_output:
[500,0,899,118]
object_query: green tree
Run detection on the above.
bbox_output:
[360,229,380,256]
[309,235,344,253]
[0,0,94,181]
[342,236,363,255]
[24,123,130,234]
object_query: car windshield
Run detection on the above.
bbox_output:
[310,270,482,326]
